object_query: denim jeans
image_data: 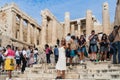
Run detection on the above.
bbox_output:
[112,41,120,64]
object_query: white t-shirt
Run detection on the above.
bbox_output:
[34,50,38,54]
[66,36,71,42]
[22,50,27,57]
[15,51,20,56]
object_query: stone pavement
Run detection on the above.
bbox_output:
[1,59,120,80]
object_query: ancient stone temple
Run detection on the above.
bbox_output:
[0,3,41,48]
[0,2,112,47]
[115,0,120,25]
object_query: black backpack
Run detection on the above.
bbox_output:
[20,52,25,60]
[108,31,116,42]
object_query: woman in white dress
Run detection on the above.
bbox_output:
[56,39,66,79]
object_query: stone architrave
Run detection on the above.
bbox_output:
[115,0,120,25]
[52,20,56,45]
[64,12,70,37]
[19,17,23,41]
[71,24,75,35]
[102,2,110,35]
[27,22,31,43]
[86,10,93,36]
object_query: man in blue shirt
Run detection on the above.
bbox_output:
[54,45,59,63]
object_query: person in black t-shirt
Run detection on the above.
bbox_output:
[99,33,109,62]
[78,35,86,64]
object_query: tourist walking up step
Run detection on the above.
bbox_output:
[15,47,21,71]
[69,35,77,67]
[78,35,86,64]
[21,47,27,74]
[4,45,15,80]
[89,30,99,62]
[66,43,71,65]
[111,25,120,64]
[29,49,34,67]
[45,44,51,63]
[56,39,66,79]
[99,34,109,62]
[34,48,39,64]
[54,45,59,63]
[26,46,31,67]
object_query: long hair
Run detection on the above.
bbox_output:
[101,33,107,41]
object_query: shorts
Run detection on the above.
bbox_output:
[90,44,98,53]
[77,46,86,53]
[16,59,21,65]
[70,50,76,57]
[100,46,108,52]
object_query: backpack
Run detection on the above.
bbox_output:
[20,52,25,60]
[0,55,3,62]
[108,31,116,42]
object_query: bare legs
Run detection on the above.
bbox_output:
[8,70,12,79]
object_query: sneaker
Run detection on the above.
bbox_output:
[69,65,72,68]
[99,60,101,62]
[80,60,83,64]
[104,60,107,62]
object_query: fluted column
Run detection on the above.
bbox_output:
[71,24,75,35]
[41,11,47,45]
[115,0,120,25]
[19,17,23,41]
[34,27,37,46]
[64,12,70,37]
[11,12,16,39]
[27,22,31,44]
[77,20,81,36]
[52,20,56,45]
[102,2,110,35]
[86,10,93,36]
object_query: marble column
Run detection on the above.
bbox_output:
[11,12,16,39]
[64,12,70,37]
[41,11,47,45]
[52,20,56,45]
[77,20,81,36]
[71,24,75,35]
[27,22,31,44]
[86,10,93,36]
[102,2,110,35]
[39,29,41,45]
[19,17,23,41]
[34,27,37,46]
[115,0,120,25]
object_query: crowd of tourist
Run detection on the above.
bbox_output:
[54,25,120,79]
[0,25,120,80]
[0,45,38,80]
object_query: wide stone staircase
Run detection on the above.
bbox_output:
[1,61,120,80]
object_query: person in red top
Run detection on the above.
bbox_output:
[4,45,15,80]
[45,44,51,63]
